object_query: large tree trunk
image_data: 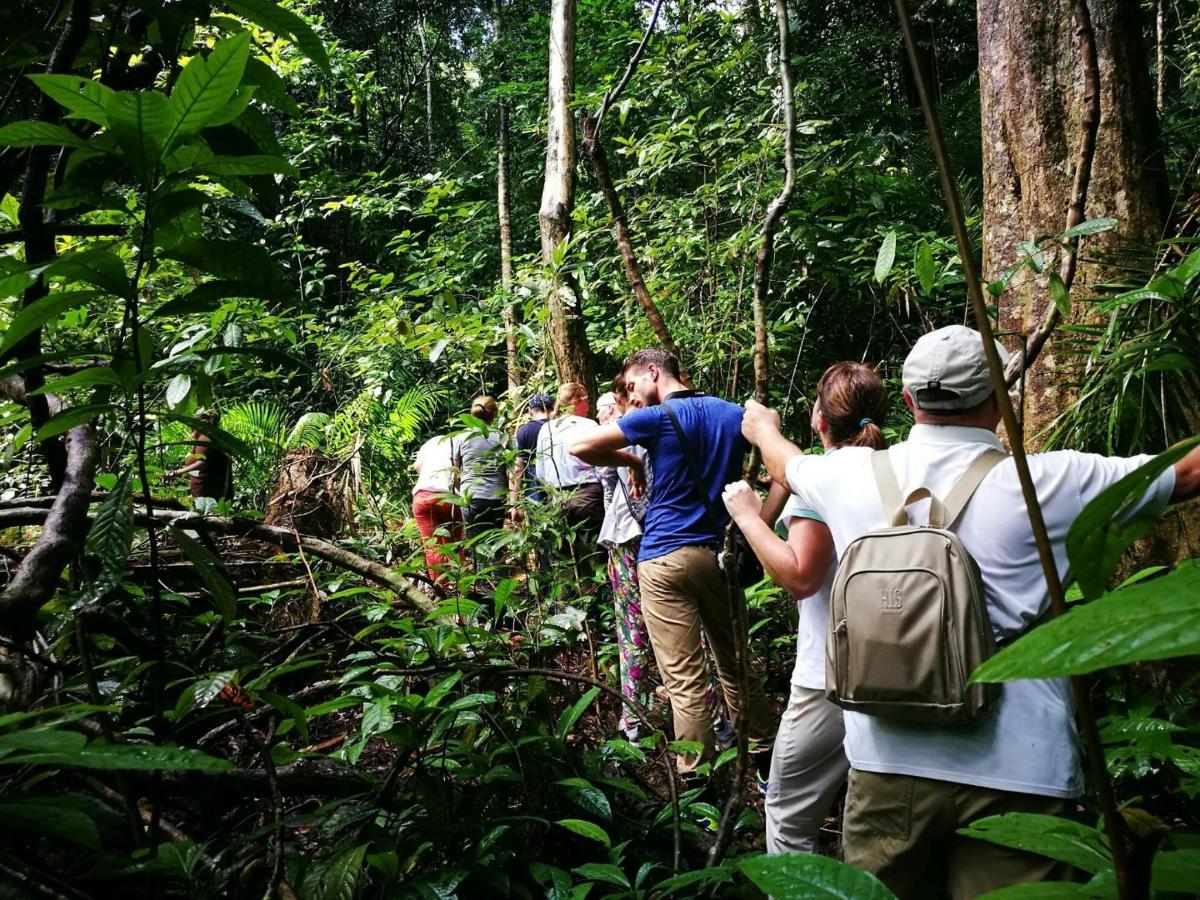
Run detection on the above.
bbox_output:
[539,0,596,401]
[978,0,1169,441]
[493,0,520,396]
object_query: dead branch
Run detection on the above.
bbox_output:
[1004,0,1100,386]
[155,758,369,799]
[0,506,435,616]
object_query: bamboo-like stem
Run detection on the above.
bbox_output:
[892,2,1136,896]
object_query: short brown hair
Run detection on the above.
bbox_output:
[816,362,889,450]
[470,395,498,424]
[622,348,680,379]
[611,372,628,399]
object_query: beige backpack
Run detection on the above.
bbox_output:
[825,448,1005,725]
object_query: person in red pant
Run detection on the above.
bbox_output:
[412,431,462,586]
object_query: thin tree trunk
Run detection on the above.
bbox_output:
[1156,0,1167,113]
[539,0,595,399]
[492,0,520,395]
[419,14,433,158]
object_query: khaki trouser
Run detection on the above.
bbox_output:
[765,684,848,854]
[637,545,777,774]
[843,768,1074,899]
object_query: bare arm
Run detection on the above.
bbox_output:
[570,423,644,472]
[760,477,790,524]
[1173,444,1200,503]
[742,399,805,487]
[723,480,833,597]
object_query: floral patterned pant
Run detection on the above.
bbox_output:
[607,539,653,738]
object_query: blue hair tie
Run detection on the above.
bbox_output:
[859,417,874,428]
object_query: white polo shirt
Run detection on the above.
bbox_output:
[536,415,601,488]
[785,424,1175,797]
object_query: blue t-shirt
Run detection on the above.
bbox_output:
[618,394,749,562]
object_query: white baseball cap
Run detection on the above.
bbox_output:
[902,325,1011,411]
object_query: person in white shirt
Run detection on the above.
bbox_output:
[722,361,889,855]
[536,382,605,547]
[412,432,461,586]
[740,325,1200,899]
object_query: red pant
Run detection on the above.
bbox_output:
[412,490,462,584]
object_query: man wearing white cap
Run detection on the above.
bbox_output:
[741,325,1200,898]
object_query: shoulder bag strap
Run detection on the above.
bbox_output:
[871,449,904,523]
[941,450,1005,527]
[662,401,724,536]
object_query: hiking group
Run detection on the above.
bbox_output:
[411,327,1200,898]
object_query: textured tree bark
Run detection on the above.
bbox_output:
[539,0,596,401]
[0,380,96,641]
[492,0,520,396]
[978,0,1169,442]
[419,14,433,157]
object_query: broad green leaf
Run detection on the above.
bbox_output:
[1060,217,1118,240]
[225,0,331,74]
[651,864,737,897]
[556,778,612,821]
[150,187,209,225]
[0,269,37,299]
[571,863,629,889]
[46,248,130,297]
[0,121,87,148]
[1151,849,1200,893]
[167,33,251,148]
[187,154,298,177]
[555,818,610,847]
[874,231,896,284]
[0,796,101,848]
[104,91,173,178]
[33,403,115,441]
[958,814,1112,873]
[163,239,282,284]
[1066,439,1199,600]
[150,280,276,318]
[556,686,600,741]
[0,729,87,754]
[0,291,101,355]
[28,366,124,395]
[190,671,239,708]
[1049,272,1070,317]
[27,74,114,126]
[914,241,935,294]
[971,561,1200,682]
[739,852,896,899]
[300,843,366,900]
[977,869,1117,899]
[260,690,309,741]
[85,469,133,600]
[242,56,302,116]
[0,741,234,771]
[166,373,192,408]
[170,527,238,624]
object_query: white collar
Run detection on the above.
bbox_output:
[907,424,1005,450]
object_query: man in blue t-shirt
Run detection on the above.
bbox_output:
[571,349,776,777]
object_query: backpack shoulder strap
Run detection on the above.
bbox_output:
[871,449,904,524]
[941,450,1005,527]
[662,401,723,534]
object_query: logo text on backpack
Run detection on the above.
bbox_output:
[880,587,903,614]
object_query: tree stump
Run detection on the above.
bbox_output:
[263,449,353,539]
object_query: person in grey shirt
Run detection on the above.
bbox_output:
[454,395,509,539]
